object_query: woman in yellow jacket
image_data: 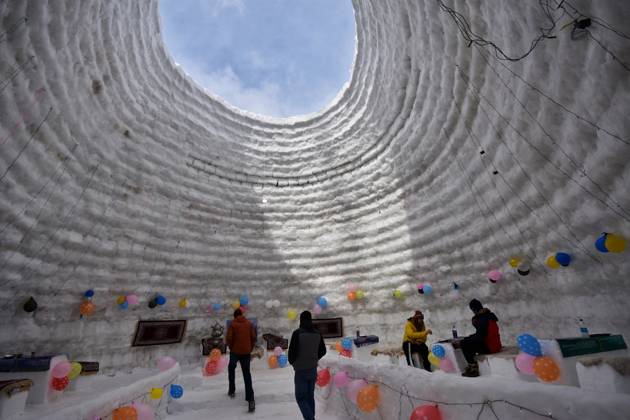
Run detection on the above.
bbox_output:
[402,310,432,371]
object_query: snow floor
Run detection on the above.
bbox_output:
[166,362,341,420]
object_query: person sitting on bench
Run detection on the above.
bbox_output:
[402,310,432,371]
[455,299,502,377]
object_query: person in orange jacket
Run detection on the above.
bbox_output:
[402,310,432,371]
[226,308,256,412]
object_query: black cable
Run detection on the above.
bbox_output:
[0,56,35,94]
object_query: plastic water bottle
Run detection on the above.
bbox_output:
[578,318,589,337]
[452,325,458,339]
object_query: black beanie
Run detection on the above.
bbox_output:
[300,310,312,326]
[469,299,483,312]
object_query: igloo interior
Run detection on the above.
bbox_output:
[1,0,630,419]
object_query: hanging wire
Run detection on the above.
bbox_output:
[0,55,35,94]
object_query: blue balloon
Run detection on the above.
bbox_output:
[212,303,222,312]
[342,337,353,350]
[278,354,288,368]
[119,301,129,310]
[239,295,249,306]
[170,384,184,399]
[517,333,542,357]
[555,252,572,267]
[84,289,94,298]
[595,234,609,253]
[156,295,166,305]
[317,296,328,308]
[423,284,433,294]
[432,344,446,359]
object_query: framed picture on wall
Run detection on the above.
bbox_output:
[132,320,187,346]
[312,317,343,339]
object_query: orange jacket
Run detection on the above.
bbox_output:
[226,316,256,355]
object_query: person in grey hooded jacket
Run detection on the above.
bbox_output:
[288,311,326,420]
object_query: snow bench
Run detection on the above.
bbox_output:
[0,354,68,404]
[0,379,33,419]
[577,356,630,394]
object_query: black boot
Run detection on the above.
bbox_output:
[228,392,235,399]
[462,362,479,377]
[248,400,255,413]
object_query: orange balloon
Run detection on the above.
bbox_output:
[79,301,95,316]
[533,356,561,382]
[209,348,221,362]
[335,342,343,353]
[347,291,356,301]
[357,384,380,412]
[112,406,138,420]
[268,355,278,369]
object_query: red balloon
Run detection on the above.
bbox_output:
[410,405,442,420]
[316,368,331,387]
[205,360,218,376]
[51,376,69,391]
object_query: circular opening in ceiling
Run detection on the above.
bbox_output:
[159,0,356,119]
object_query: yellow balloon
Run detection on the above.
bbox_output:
[428,352,441,367]
[231,300,240,310]
[116,295,126,305]
[287,309,297,320]
[179,298,188,308]
[150,387,163,399]
[356,290,365,300]
[605,234,626,253]
[546,255,560,269]
[68,362,82,380]
[392,290,402,299]
[509,258,521,268]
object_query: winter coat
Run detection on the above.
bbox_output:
[470,308,502,353]
[288,319,326,371]
[402,318,429,344]
[226,316,256,355]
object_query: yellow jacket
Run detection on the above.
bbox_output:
[402,319,429,344]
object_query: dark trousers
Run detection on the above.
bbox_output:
[403,341,431,371]
[461,336,488,364]
[294,368,317,420]
[228,353,254,402]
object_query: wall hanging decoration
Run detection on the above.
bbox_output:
[23,296,37,312]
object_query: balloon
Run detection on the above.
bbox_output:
[428,352,441,367]
[312,304,322,315]
[273,346,283,357]
[133,403,155,420]
[52,361,72,378]
[217,355,229,372]
[417,283,424,294]
[340,349,353,358]
[509,258,521,268]
[112,406,137,420]
[546,255,560,269]
[84,289,95,298]
[423,284,433,294]
[439,358,455,373]
[333,371,350,388]
[264,300,273,309]
[209,349,222,362]
[148,299,157,309]
[431,345,446,359]
[410,405,442,420]
[347,291,356,301]
[119,301,129,309]
[240,295,249,306]
[51,376,69,391]
[170,384,184,399]
[317,296,328,308]
[516,334,542,356]
[231,300,240,310]
[287,309,297,320]
[150,388,163,399]
[356,384,380,412]
[68,362,82,380]
[204,360,218,376]
[517,264,530,276]
[605,233,626,253]
[268,355,278,369]
[335,342,343,352]
[392,289,402,299]
[595,234,609,253]
[179,298,188,308]
[116,295,126,305]
[212,303,222,312]
[488,270,502,283]
[155,295,166,305]
[555,252,571,267]
[79,301,96,316]
[278,354,288,368]
[453,282,459,290]
[316,368,331,387]
[342,337,353,350]
[346,379,367,403]
[23,296,38,312]
[356,290,365,299]
[533,356,561,382]
[156,356,176,371]
[126,294,139,305]
[515,352,536,375]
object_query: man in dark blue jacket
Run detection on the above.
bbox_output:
[288,311,326,420]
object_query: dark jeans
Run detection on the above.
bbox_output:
[403,341,431,371]
[228,353,254,402]
[460,336,488,364]
[294,368,317,420]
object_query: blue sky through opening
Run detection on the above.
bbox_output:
[159,0,356,118]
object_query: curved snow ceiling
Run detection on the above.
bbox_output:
[0,0,629,368]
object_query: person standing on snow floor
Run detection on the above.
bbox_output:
[453,298,502,377]
[288,310,327,420]
[226,308,256,412]
[402,310,432,371]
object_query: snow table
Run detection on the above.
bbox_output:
[352,335,379,362]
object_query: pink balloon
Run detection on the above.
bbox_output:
[440,358,455,373]
[333,371,350,388]
[312,304,322,315]
[126,294,139,305]
[133,402,155,420]
[488,270,502,282]
[410,404,442,420]
[51,361,72,378]
[273,346,283,357]
[417,282,424,290]
[515,352,536,375]
[156,356,176,371]
[346,379,367,404]
[217,355,229,372]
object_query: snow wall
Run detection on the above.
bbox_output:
[1,0,629,370]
